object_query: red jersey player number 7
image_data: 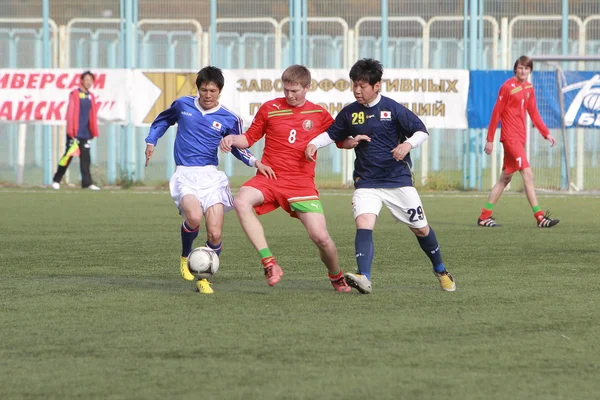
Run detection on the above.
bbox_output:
[478,55,559,229]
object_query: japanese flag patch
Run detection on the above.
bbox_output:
[380,111,392,120]
[212,120,222,130]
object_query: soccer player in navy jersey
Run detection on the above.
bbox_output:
[305,58,456,293]
[145,66,274,294]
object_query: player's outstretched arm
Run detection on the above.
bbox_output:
[306,131,337,161]
[220,134,250,152]
[231,146,256,167]
[227,137,276,179]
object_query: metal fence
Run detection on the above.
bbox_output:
[1,0,599,190]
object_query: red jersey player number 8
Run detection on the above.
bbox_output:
[288,129,297,143]
[217,64,352,293]
[220,98,334,183]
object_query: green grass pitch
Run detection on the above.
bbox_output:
[1,188,599,399]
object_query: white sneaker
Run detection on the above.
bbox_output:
[87,184,100,191]
[51,182,60,190]
[344,272,372,294]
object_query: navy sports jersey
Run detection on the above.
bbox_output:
[327,95,428,189]
[77,89,91,139]
[146,96,254,167]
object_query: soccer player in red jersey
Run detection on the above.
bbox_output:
[478,55,560,228]
[219,65,351,292]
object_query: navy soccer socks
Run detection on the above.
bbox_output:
[416,226,445,273]
[355,229,374,280]
[181,221,199,257]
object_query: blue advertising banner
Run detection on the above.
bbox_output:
[467,71,512,129]
[531,71,561,129]
[468,70,600,129]
[555,72,600,128]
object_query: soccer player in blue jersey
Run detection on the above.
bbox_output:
[145,66,274,294]
[305,58,456,293]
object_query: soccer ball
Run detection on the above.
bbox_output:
[187,247,220,279]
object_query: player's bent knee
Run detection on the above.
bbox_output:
[186,213,202,228]
[207,230,222,245]
[411,225,430,237]
[310,232,333,249]
[233,198,252,213]
[182,208,202,228]
[355,213,377,230]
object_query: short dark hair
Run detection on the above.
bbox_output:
[196,66,224,91]
[349,58,383,86]
[513,55,533,73]
[80,70,95,81]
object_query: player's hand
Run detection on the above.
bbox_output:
[342,135,371,149]
[546,134,557,147]
[391,142,412,161]
[353,135,371,145]
[484,141,494,155]
[305,144,318,162]
[220,136,234,153]
[145,144,154,167]
[256,160,276,179]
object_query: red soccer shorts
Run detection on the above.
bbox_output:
[242,174,319,218]
[502,141,530,174]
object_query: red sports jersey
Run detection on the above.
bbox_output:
[244,98,334,180]
[487,77,550,144]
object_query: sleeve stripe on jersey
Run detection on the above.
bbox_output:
[510,86,522,94]
[221,104,245,134]
[237,148,252,158]
[221,104,244,121]
[299,110,323,114]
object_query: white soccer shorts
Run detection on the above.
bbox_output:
[169,166,234,213]
[352,187,428,228]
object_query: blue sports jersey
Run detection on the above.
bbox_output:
[327,95,428,189]
[145,96,254,167]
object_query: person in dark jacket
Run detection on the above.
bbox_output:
[52,70,100,190]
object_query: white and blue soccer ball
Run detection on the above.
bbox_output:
[187,247,220,279]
